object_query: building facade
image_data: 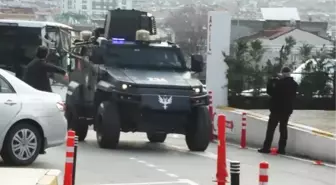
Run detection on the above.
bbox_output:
[240,27,334,67]
[62,0,133,16]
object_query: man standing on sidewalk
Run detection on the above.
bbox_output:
[258,66,298,155]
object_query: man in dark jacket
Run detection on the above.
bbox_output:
[258,66,298,155]
[23,46,66,92]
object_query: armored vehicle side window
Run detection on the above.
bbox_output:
[104,46,187,70]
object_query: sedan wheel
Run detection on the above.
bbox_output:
[11,129,38,161]
[1,123,42,166]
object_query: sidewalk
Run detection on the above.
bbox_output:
[249,109,336,133]
[0,168,61,185]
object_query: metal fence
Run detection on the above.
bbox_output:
[228,72,336,98]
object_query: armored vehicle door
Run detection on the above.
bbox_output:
[80,45,97,103]
[68,46,84,85]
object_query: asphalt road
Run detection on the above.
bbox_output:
[1,130,334,185]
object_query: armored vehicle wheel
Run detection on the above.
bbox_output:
[96,101,121,149]
[147,133,167,143]
[185,106,211,151]
[67,108,88,141]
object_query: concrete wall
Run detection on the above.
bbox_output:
[213,107,336,164]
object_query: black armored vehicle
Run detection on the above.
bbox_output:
[65,9,211,151]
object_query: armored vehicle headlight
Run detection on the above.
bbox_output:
[121,84,128,90]
[193,87,201,93]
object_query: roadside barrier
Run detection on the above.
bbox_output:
[240,112,247,149]
[259,162,269,185]
[63,130,79,185]
[230,161,240,185]
[72,136,79,185]
[209,91,214,141]
[216,114,228,185]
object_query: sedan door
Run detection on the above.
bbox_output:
[0,76,21,136]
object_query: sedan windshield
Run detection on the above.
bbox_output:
[103,46,188,70]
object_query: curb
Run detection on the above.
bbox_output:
[210,139,336,168]
[37,169,61,185]
[216,107,335,138]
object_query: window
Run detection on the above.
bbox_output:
[82,5,87,9]
[122,0,126,5]
[0,76,15,93]
[0,26,41,71]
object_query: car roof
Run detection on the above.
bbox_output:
[0,19,73,29]
[0,68,36,94]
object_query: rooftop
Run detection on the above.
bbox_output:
[260,7,301,21]
[240,26,296,40]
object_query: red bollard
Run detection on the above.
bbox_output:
[209,91,214,141]
[64,130,76,185]
[240,112,247,149]
[216,114,228,185]
[259,162,269,185]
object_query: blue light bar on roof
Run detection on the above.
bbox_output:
[112,37,125,44]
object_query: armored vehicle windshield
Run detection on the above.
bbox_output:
[103,44,188,71]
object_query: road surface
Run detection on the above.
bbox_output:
[249,109,336,133]
[45,85,336,185]
[1,130,334,185]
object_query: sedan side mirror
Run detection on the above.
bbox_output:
[191,54,204,73]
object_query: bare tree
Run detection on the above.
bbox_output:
[164,5,214,56]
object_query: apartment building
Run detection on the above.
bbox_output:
[62,0,133,16]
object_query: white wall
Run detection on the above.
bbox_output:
[205,11,231,108]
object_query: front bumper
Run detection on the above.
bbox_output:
[112,90,209,134]
[113,90,209,110]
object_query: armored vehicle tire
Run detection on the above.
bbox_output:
[147,133,167,143]
[66,107,89,141]
[96,101,121,149]
[185,106,211,151]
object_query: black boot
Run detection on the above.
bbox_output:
[258,148,270,154]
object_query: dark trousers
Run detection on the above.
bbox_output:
[262,112,291,151]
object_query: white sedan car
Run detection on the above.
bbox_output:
[0,69,67,165]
